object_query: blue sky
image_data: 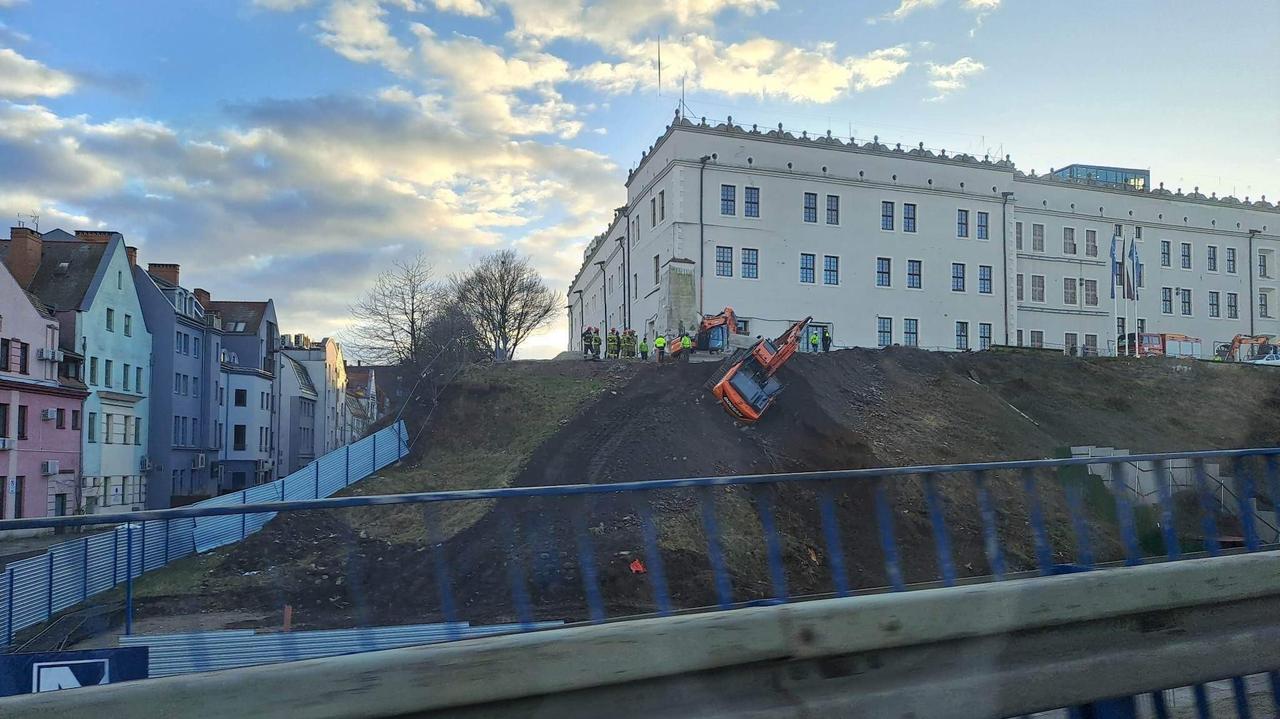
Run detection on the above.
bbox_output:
[1,0,1276,357]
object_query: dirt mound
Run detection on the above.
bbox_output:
[128,349,1280,632]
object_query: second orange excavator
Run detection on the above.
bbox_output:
[708,316,812,423]
[668,307,741,359]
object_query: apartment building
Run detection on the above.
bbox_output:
[280,335,350,458]
[568,114,1279,357]
[207,298,279,490]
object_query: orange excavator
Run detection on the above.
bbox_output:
[708,316,812,423]
[669,307,740,359]
[1217,333,1277,362]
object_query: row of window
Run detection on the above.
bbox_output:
[88,358,144,393]
[173,372,201,397]
[172,415,201,447]
[104,308,134,336]
[1157,240,1252,276]
[873,318,993,351]
[85,412,143,445]
[1016,222,1143,256]
[715,249,995,293]
[175,330,202,358]
[1016,274,1101,306]
[1156,288,1256,319]
[0,339,31,375]
[0,405,83,438]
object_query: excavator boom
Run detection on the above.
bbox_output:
[708,317,812,423]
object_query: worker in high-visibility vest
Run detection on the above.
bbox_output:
[639,335,649,361]
[809,329,820,353]
[654,334,667,362]
[680,333,692,361]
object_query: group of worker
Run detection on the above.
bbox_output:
[579,327,692,362]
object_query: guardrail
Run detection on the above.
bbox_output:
[0,422,408,647]
[5,551,1279,718]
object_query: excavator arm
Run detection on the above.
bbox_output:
[708,317,812,423]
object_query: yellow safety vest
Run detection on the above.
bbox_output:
[655,337,666,348]
[681,336,692,349]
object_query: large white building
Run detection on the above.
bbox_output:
[568,112,1279,357]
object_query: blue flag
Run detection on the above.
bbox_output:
[1127,239,1141,301]
[1110,233,1119,299]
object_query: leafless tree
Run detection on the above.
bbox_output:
[451,249,560,361]
[346,252,452,368]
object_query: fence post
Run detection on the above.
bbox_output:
[82,538,89,600]
[397,421,403,458]
[314,462,321,499]
[125,525,134,636]
[112,530,119,586]
[164,518,171,565]
[371,432,377,474]
[141,519,147,572]
[5,567,14,647]
[46,551,54,619]
[241,491,248,539]
[345,445,351,486]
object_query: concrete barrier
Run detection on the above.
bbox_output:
[5,551,1280,718]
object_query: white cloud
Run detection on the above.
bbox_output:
[870,0,942,23]
[497,0,777,52]
[0,48,77,100]
[962,0,999,8]
[317,0,414,74]
[429,0,490,16]
[925,56,984,100]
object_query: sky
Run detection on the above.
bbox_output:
[1,0,1277,358]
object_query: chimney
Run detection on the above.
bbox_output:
[147,262,180,286]
[75,230,116,244]
[4,227,42,288]
[193,287,211,307]
[125,246,138,267]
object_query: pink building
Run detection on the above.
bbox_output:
[0,228,88,527]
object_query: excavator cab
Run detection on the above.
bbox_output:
[709,317,811,423]
[671,307,740,358]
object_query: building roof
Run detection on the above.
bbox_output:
[346,366,372,393]
[207,301,267,334]
[282,353,317,396]
[26,239,110,312]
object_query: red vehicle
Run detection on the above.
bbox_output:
[1117,332,1201,357]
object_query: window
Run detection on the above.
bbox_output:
[1016,274,1024,301]
[1207,246,1218,272]
[1085,335,1098,355]
[1209,291,1221,318]
[742,249,759,279]
[1261,252,1270,278]
[955,321,970,350]
[0,403,9,438]
[175,330,183,353]
[715,246,733,277]
[823,255,840,285]
[907,260,922,289]
[16,405,26,440]
[1181,242,1192,269]
[876,257,892,287]
[104,359,113,388]
[104,413,114,444]
[1228,292,1239,318]
[106,308,115,332]
[826,195,839,225]
[233,424,246,451]
[877,317,892,347]
[1261,292,1270,318]
[11,477,22,519]
[979,323,992,350]
[194,337,201,358]
[1017,329,1023,346]
[1135,226,1144,240]
[1065,332,1078,354]
[1227,247,1238,274]
[234,388,247,406]
[123,363,131,391]
[1063,227,1077,254]
[182,374,189,396]
[650,197,656,227]
[56,408,66,429]
[72,409,80,430]
[951,263,965,292]
[1084,279,1099,306]
[658,190,665,222]
[124,314,132,337]
[803,192,817,223]
[1161,287,1174,314]
[976,211,989,240]
[1161,240,1171,267]
[957,209,969,238]
[1030,330,1044,348]
[1063,277,1078,305]
[720,184,736,215]
[653,255,660,285]
[17,343,27,374]
[1086,229,1098,257]
[1180,288,1193,316]
[174,372,181,393]
[136,367,142,391]
[1032,224,1045,252]
[0,338,7,372]
[881,201,894,230]
[1015,222,1023,250]
[173,416,180,445]
[735,319,750,334]
[800,253,815,284]
[903,203,917,233]
[904,319,919,347]
[978,265,993,294]
[87,412,97,442]
[744,187,759,218]
[1031,275,1045,302]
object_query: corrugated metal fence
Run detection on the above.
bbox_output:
[117,621,562,677]
[0,421,408,646]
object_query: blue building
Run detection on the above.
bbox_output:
[206,298,279,490]
[133,263,222,507]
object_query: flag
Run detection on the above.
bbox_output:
[1110,233,1119,299]
[1127,239,1141,301]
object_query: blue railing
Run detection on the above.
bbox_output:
[0,421,407,647]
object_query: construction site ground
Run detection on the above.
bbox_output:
[26,347,1280,647]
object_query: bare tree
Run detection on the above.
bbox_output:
[346,252,449,368]
[452,249,560,361]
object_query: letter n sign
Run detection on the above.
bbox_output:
[0,647,148,696]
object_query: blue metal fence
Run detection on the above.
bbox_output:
[0,422,407,647]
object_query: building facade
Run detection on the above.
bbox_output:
[276,352,317,476]
[134,263,222,507]
[569,114,1279,358]
[281,335,349,458]
[208,298,279,490]
[0,246,87,526]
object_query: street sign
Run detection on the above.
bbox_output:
[0,647,148,697]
